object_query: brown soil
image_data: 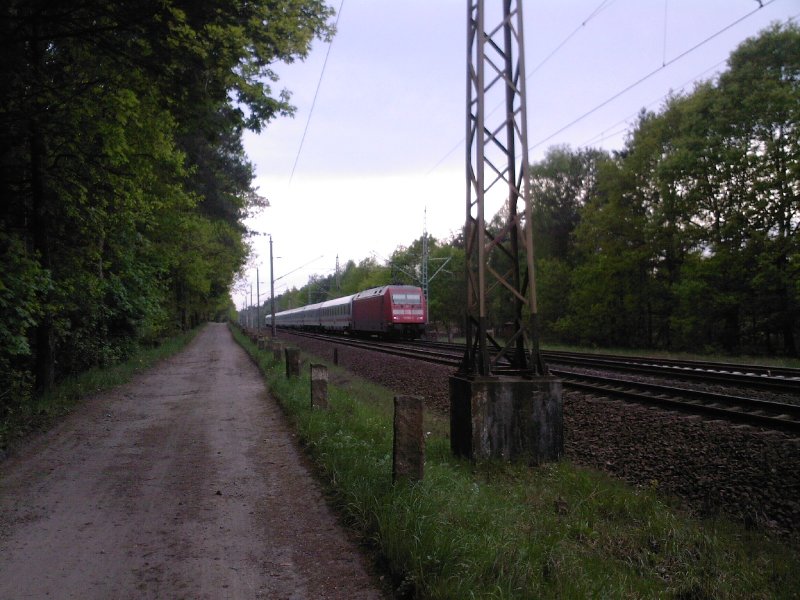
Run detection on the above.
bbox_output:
[0,323,385,599]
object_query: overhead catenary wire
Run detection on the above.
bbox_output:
[526,0,617,79]
[578,57,729,149]
[288,0,345,184]
[529,0,779,152]
[424,0,615,176]
[428,0,782,171]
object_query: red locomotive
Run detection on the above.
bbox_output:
[266,284,427,339]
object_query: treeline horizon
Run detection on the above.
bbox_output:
[253,23,798,357]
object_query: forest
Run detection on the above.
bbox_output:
[256,23,799,358]
[0,1,333,413]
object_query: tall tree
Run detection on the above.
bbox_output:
[544,24,799,354]
[713,23,799,355]
[530,146,608,262]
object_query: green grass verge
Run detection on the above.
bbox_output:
[231,326,800,599]
[0,326,200,453]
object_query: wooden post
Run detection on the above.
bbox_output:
[333,347,339,366]
[392,396,425,483]
[310,364,328,409]
[285,347,300,378]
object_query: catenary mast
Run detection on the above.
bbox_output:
[462,0,544,377]
[451,0,562,465]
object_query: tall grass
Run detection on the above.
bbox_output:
[0,327,199,453]
[233,327,799,599]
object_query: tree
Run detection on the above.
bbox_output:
[0,0,336,410]
[426,243,464,333]
[529,146,610,340]
[530,146,609,262]
[559,157,651,347]
[712,22,799,355]
[546,23,799,355]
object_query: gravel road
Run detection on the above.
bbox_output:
[0,323,384,599]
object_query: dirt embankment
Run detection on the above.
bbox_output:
[0,323,384,599]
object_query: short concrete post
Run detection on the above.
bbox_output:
[392,396,425,483]
[271,341,283,363]
[310,364,328,409]
[285,347,301,378]
[333,347,339,366]
[257,337,266,351]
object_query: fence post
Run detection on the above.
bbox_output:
[310,364,328,409]
[285,347,300,378]
[393,395,425,483]
[271,341,283,364]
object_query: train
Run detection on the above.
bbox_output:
[265,284,428,339]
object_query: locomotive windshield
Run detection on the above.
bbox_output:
[391,293,422,304]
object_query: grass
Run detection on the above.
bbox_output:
[231,325,800,599]
[0,327,200,453]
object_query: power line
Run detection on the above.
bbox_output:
[424,0,616,176]
[529,0,778,152]
[526,0,617,79]
[578,57,728,149]
[288,0,345,184]
[662,0,669,66]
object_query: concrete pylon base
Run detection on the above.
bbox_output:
[449,374,563,464]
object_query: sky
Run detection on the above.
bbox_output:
[234,0,798,309]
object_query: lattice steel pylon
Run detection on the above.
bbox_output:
[461,0,545,377]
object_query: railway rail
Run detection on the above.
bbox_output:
[542,350,800,394]
[278,329,800,434]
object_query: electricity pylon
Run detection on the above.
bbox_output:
[461,0,545,377]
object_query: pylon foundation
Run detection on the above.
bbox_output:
[449,374,563,464]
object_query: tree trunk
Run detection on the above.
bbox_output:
[29,17,55,392]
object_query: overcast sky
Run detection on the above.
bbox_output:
[234,0,798,309]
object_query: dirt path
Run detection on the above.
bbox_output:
[0,323,384,599]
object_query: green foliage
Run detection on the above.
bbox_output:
[538,23,799,355]
[0,230,50,416]
[339,257,384,295]
[530,146,609,262]
[427,243,464,329]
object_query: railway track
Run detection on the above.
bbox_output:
[281,329,800,433]
[406,340,800,393]
[551,369,800,433]
[542,350,800,394]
